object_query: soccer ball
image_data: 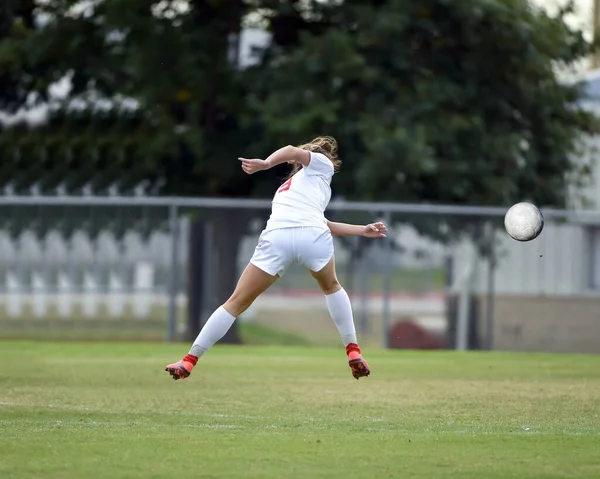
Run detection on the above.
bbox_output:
[504,202,544,242]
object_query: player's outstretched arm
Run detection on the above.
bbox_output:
[239,146,310,175]
[327,221,387,238]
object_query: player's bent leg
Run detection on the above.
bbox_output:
[310,257,370,379]
[165,263,278,380]
[223,263,280,317]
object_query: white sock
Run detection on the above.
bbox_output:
[189,306,236,358]
[325,288,358,346]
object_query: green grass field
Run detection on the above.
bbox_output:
[1,341,599,479]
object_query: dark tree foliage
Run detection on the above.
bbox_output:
[251,0,598,243]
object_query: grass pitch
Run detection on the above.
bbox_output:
[1,341,599,479]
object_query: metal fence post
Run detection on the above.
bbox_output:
[167,203,179,342]
[455,246,477,351]
[486,223,496,350]
[357,255,369,335]
[201,220,214,323]
[455,281,470,351]
[382,212,393,349]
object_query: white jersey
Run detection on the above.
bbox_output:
[264,151,334,232]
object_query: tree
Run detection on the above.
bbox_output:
[252,0,599,244]
[0,0,37,113]
[0,0,276,342]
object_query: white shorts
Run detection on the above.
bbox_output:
[250,227,334,277]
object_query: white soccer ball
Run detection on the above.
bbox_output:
[504,202,544,242]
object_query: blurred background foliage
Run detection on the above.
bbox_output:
[1,0,598,340]
[0,0,597,205]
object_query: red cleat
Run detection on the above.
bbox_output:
[346,343,370,379]
[165,354,198,380]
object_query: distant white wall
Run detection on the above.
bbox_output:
[450,221,593,297]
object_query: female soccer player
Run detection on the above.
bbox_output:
[165,136,388,380]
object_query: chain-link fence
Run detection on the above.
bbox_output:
[1,196,599,353]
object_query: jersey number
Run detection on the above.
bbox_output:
[276,177,292,194]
